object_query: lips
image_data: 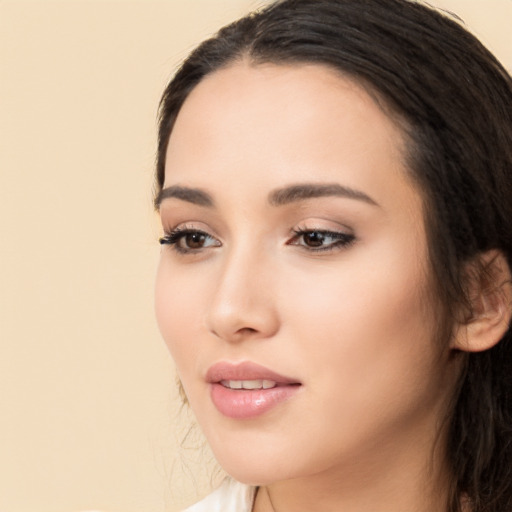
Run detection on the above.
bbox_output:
[206,361,301,419]
[206,361,299,384]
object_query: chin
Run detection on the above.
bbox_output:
[207,435,313,487]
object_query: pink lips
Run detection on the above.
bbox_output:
[206,361,301,419]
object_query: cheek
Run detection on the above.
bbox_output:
[155,259,204,372]
[279,240,440,403]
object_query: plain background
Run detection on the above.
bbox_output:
[0,1,511,511]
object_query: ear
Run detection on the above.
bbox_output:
[451,250,512,353]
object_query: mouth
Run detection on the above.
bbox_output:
[206,361,302,419]
[206,360,300,385]
[220,379,278,390]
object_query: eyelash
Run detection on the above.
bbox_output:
[159,227,356,254]
[159,227,220,254]
[288,228,356,252]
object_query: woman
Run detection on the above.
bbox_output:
[154,0,512,511]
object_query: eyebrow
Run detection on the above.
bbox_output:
[268,183,379,207]
[154,185,214,209]
[155,182,378,210]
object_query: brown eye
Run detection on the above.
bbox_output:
[183,232,207,249]
[159,228,221,253]
[287,229,356,252]
[302,231,325,247]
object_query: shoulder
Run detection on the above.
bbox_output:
[182,478,257,512]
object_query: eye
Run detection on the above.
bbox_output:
[159,228,221,254]
[288,228,355,252]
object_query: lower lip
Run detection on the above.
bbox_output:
[210,383,301,419]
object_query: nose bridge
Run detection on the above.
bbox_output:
[206,234,278,341]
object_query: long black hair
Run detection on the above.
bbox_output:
[155,1,512,510]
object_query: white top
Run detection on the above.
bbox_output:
[182,478,256,512]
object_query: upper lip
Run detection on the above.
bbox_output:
[206,361,300,385]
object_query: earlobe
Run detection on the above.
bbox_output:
[451,250,512,353]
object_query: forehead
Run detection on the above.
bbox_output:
[164,62,419,214]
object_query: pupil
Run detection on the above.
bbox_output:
[186,233,205,248]
[305,232,324,247]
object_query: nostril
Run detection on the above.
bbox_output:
[236,327,258,335]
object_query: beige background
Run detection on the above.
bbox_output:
[0,1,511,512]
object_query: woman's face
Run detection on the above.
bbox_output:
[155,63,458,485]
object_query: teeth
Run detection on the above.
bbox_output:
[220,379,277,390]
[228,380,242,389]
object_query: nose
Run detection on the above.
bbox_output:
[206,245,280,343]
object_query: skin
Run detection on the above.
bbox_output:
[155,62,463,512]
